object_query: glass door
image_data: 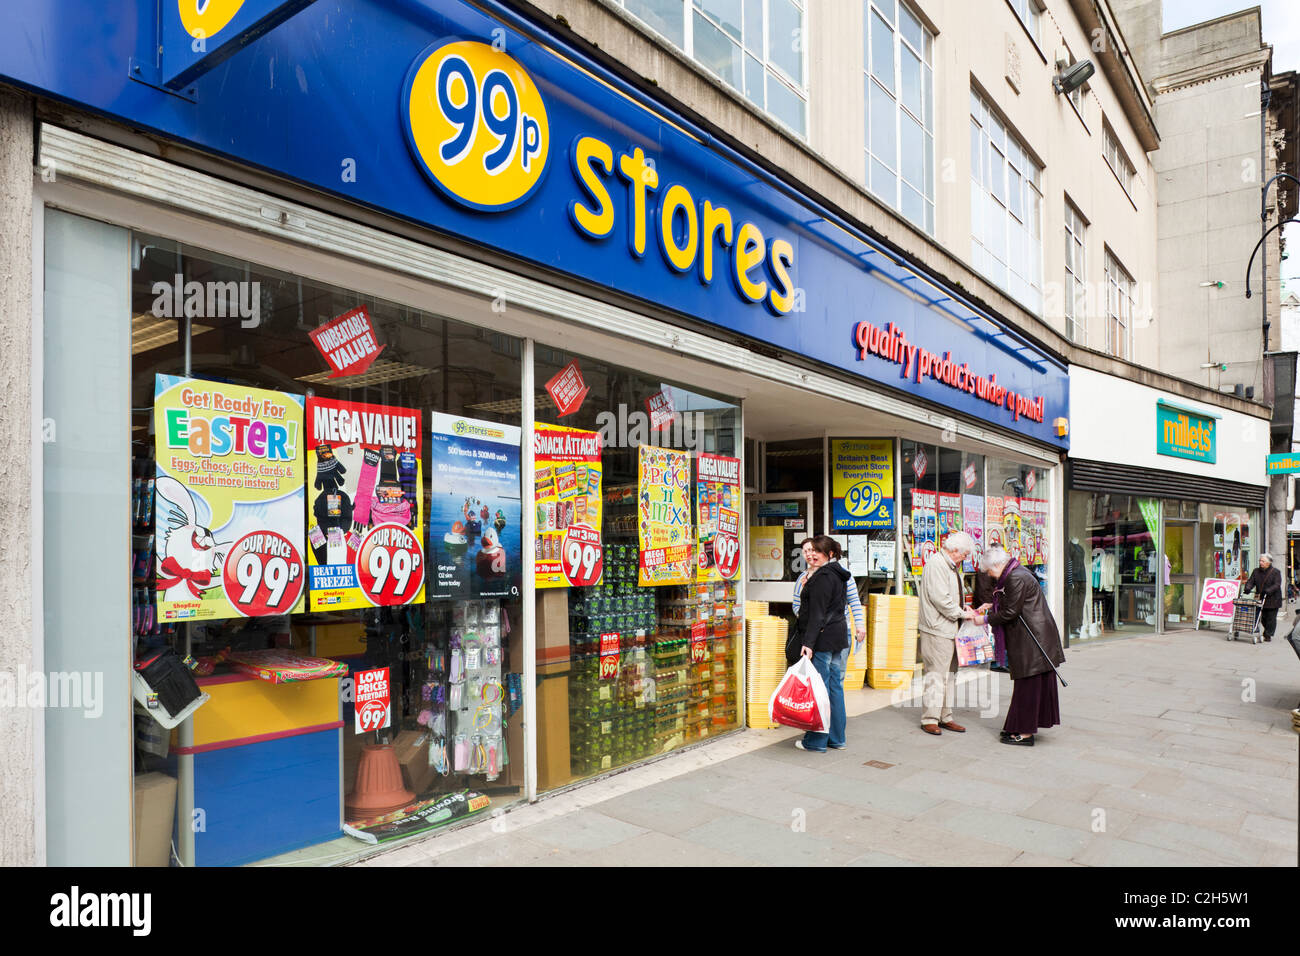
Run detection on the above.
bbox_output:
[1163,519,1198,630]
[746,492,815,605]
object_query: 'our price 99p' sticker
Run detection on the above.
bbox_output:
[222,531,305,616]
[356,524,426,606]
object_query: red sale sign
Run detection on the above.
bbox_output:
[598,632,620,680]
[356,524,425,606]
[1197,578,1240,625]
[645,388,675,430]
[690,621,708,663]
[309,306,386,378]
[545,360,590,417]
[562,525,604,587]
[221,530,306,617]
[354,667,391,734]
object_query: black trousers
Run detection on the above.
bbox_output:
[1261,607,1278,639]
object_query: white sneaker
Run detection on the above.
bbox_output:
[794,740,825,753]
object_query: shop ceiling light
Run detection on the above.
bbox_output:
[296,359,428,388]
[131,313,212,354]
[465,395,557,415]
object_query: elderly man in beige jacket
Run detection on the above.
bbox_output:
[918,531,977,735]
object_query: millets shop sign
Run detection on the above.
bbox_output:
[1156,402,1216,464]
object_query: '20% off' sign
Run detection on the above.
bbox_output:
[357,524,425,606]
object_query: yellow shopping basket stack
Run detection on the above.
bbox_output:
[745,616,788,728]
[866,594,919,689]
[744,600,770,619]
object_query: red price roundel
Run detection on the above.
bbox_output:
[562,527,603,587]
[356,523,425,606]
[222,530,305,616]
[712,531,740,579]
[357,699,389,732]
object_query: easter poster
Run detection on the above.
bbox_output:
[153,374,306,622]
[637,445,694,587]
[427,413,522,601]
[306,397,425,611]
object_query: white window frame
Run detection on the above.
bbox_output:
[1064,199,1087,345]
[863,0,936,234]
[616,0,809,137]
[1104,248,1134,360]
[970,88,1044,314]
[1103,120,1136,200]
[1007,0,1041,43]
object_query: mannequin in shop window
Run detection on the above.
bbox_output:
[1066,537,1086,639]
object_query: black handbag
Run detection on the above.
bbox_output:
[134,647,202,716]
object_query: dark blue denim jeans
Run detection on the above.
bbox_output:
[802,650,846,751]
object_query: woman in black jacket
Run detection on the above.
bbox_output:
[1243,553,1283,641]
[793,536,852,753]
[976,547,1065,746]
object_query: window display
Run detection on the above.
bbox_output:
[532,348,742,790]
[128,233,524,866]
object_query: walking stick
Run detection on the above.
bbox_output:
[1017,614,1068,688]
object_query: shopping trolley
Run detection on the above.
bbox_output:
[1228,597,1264,644]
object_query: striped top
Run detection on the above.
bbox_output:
[793,563,866,635]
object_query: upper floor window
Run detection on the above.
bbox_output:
[619,0,808,136]
[1103,120,1136,198]
[863,0,936,234]
[970,88,1043,313]
[1104,249,1134,360]
[1008,0,1040,42]
[1064,200,1087,345]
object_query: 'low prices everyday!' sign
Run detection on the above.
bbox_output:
[354,667,391,733]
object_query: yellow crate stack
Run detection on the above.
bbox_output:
[866,594,919,689]
[744,616,788,728]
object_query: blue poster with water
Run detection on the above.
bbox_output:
[427,413,522,601]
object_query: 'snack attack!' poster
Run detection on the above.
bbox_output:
[534,424,603,588]
[154,375,306,622]
[427,413,522,601]
[306,397,425,610]
[696,453,741,581]
[638,446,694,586]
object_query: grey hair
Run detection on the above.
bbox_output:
[943,531,975,555]
[1260,553,1273,564]
[982,546,1010,571]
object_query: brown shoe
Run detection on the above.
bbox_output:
[921,723,942,735]
[939,721,966,733]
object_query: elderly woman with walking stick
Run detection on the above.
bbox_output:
[974,547,1066,747]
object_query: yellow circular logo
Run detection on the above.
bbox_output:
[403,40,550,211]
[178,0,245,39]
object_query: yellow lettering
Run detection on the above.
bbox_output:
[767,237,796,314]
[568,136,615,239]
[700,200,734,285]
[658,183,699,272]
[733,221,767,303]
[617,147,659,257]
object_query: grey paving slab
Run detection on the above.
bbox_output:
[789,770,945,821]
[696,778,833,826]
[1240,813,1299,850]
[846,850,923,866]
[515,811,649,852]
[894,768,1043,813]
[934,806,1097,860]
[1118,816,1282,866]
[415,833,559,867]
[594,787,732,836]
[677,813,858,866]
[553,829,759,867]
[1071,836,1213,867]
[1089,783,1248,834]
[1020,795,1141,836]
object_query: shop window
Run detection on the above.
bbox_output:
[970,88,1044,314]
[863,0,936,234]
[1069,492,1160,637]
[126,233,524,866]
[1199,503,1255,584]
[617,0,808,137]
[530,348,741,789]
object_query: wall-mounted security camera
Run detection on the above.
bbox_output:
[1053,59,1095,96]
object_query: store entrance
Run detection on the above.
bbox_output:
[1163,519,1198,629]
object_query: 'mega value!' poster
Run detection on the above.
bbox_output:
[306,397,425,610]
[153,375,306,622]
